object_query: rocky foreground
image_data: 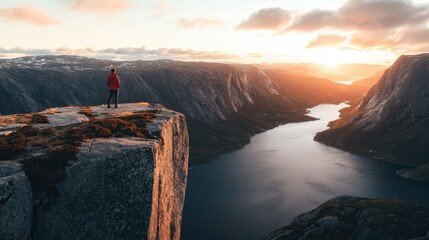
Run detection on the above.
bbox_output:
[265,196,429,240]
[0,103,189,240]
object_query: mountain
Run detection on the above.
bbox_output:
[352,69,385,92]
[260,67,365,106]
[0,56,363,165]
[315,54,429,180]
[265,196,429,240]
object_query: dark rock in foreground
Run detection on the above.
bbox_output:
[265,196,429,240]
[0,163,32,240]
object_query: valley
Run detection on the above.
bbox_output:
[0,56,365,166]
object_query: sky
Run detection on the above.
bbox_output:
[1,0,429,64]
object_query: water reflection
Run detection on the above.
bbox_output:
[181,104,429,240]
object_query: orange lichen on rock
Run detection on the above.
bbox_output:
[0,114,49,126]
[0,107,159,196]
[78,107,97,120]
[0,132,28,159]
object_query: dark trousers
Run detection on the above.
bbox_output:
[108,89,119,107]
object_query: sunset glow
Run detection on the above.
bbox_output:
[1,0,428,64]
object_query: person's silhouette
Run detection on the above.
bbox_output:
[106,68,121,108]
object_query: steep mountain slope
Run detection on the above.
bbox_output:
[0,56,363,165]
[315,54,429,180]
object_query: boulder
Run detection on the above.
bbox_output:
[265,196,429,240]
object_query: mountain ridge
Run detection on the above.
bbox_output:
[0,56,364,165]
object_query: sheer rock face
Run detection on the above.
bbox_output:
[315,54,429,180]
[0,102,189,240]
[265,196,429,240]
[0,163,32,240]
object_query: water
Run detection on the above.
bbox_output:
[181,104,429,240]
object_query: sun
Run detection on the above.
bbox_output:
[305,48,364,66]
[322,61,340,70]
[320,51,345,66]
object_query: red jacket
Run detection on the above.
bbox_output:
[106,73,120,90]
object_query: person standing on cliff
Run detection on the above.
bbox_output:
[106,68,121,108]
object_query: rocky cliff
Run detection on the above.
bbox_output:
[0,162,32,239]
[315,54,429,181]
[0,102,189,240]
[0,56,363,165]
[264,196,429,240]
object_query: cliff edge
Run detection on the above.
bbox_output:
[0,102,189,240]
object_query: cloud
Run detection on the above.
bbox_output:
[177,18,223,29]
[92,47,238,60]
[288,9,337,31]
[289,0,429,32]
[0,47,54,54]
[336,0,429,30]
[399,27,429,45]
[0,5,58,26]
[239,0,429,52]
[55,47,98,55]
[248,53,263,58]
[64,0,132,14]
[306,34,348,48]
[347,30,400,49]
[236,8,292,30]
[158,48,237,60]
[97,47,148,55]
[151,1,171,16]
[347,27,429,50]
[0,46,239,61]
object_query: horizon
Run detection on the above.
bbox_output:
[0,53,391,66]
[1,0,429,65]
[0,53,389,82]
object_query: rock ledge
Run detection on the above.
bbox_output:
[0,102,189,240]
